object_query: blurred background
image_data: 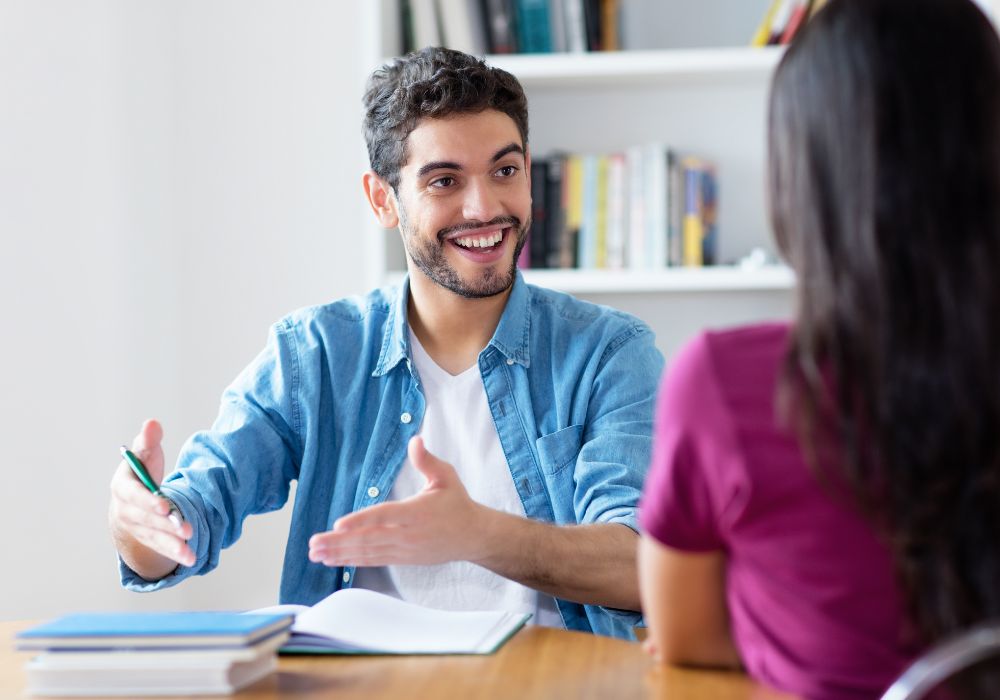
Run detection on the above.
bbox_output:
[1,0,994,621]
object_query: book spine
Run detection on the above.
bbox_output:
[599,0,620,52]
[440,0,488,54]
[644,143,668,269]
[625,146,644,269]
[529,159,549,267]
[779,0,809,45]
[701,165,718,266]
[545,155,566,268]
[579,154,598,269]
[605,153,627,269]
[563,0,587,52]
[667,150,682,266]
[482,0,517,53]
[594,155,608,268]
[583,0,602,51]
[563,155,584,268]
[751,0,784,47]
[548,0,568,52]
[411,0,442,48]
[515,0,552,53]
[682,159,704,267]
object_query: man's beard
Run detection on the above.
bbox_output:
[399,206,529,299]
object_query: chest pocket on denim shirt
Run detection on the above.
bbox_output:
[535,424,584,476]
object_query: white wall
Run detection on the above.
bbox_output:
[0,0,366,620]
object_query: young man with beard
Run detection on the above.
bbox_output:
[109,48,663,638]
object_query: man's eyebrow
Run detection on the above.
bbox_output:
[492,143,524,162]
[414,144,524,179]
[416,161,462,179]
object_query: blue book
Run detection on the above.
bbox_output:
[16,612,293,651]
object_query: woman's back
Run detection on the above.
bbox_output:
[642,323,919,699]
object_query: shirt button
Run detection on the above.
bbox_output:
[506,358,515,365]
[400,412,412,424]
[342,571,350,583]
[367,486,379,498]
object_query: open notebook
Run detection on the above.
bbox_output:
[250,588,530,655]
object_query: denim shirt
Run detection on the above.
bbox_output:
[121,272,664,639]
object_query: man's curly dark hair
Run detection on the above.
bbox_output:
[363,47,529,191]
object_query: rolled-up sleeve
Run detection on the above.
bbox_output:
[119,319,304,592]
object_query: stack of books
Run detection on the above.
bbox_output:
[16,611,293,696]
[520,148,718,271]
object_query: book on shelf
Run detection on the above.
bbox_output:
[250,587,530,655]
[521,146,717,272]
[394,0,622,56]
[751,0,824,47]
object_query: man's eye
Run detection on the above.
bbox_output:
[496,166,517,177]
[431,176,455,188]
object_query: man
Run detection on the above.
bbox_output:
[109,47,663,639]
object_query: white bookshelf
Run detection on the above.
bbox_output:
[485,46,784,87]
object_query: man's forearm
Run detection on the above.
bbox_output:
[471,506,641,611]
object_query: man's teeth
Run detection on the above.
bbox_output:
[454,231,503,248]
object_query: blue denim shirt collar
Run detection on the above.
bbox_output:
[373,271,532,377]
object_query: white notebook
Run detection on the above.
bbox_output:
[251,588,530,655]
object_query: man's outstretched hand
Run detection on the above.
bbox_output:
[308,436,486,567]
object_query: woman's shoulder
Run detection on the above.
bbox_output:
[671,322,790,384]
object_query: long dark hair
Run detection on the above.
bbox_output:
[770,0,1000,642]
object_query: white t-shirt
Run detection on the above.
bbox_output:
[352,331,563,628]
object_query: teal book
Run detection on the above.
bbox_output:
[16,612,293,651]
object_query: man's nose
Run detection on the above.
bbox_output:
[461,178,504,223]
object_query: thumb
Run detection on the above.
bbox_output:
[408,436,456,487]
[131,418,166,483]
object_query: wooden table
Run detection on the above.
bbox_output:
[2,621,795,699]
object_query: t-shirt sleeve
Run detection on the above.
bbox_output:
[639,332,744,552]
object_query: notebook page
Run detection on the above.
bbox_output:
[293,588,515,653]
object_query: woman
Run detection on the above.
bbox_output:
[638,1,1000,698]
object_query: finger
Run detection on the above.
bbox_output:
[117,500,191,539]
[131,523,196,566]
[133,419,163,453]
[407,436,455,487]
[314,546,402,567]
[330,502,414,533]
[131,419,165,481]
[112,468,169,514]
[310,525,405,553]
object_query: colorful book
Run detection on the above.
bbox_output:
[682,157,705,267]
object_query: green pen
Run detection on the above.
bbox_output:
[119,445,183,529]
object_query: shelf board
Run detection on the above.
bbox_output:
[482,46,786,87]
[384,266,795,294]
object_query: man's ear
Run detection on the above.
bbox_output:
[363,170,399,229]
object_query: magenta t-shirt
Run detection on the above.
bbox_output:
[640,323,920,700]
